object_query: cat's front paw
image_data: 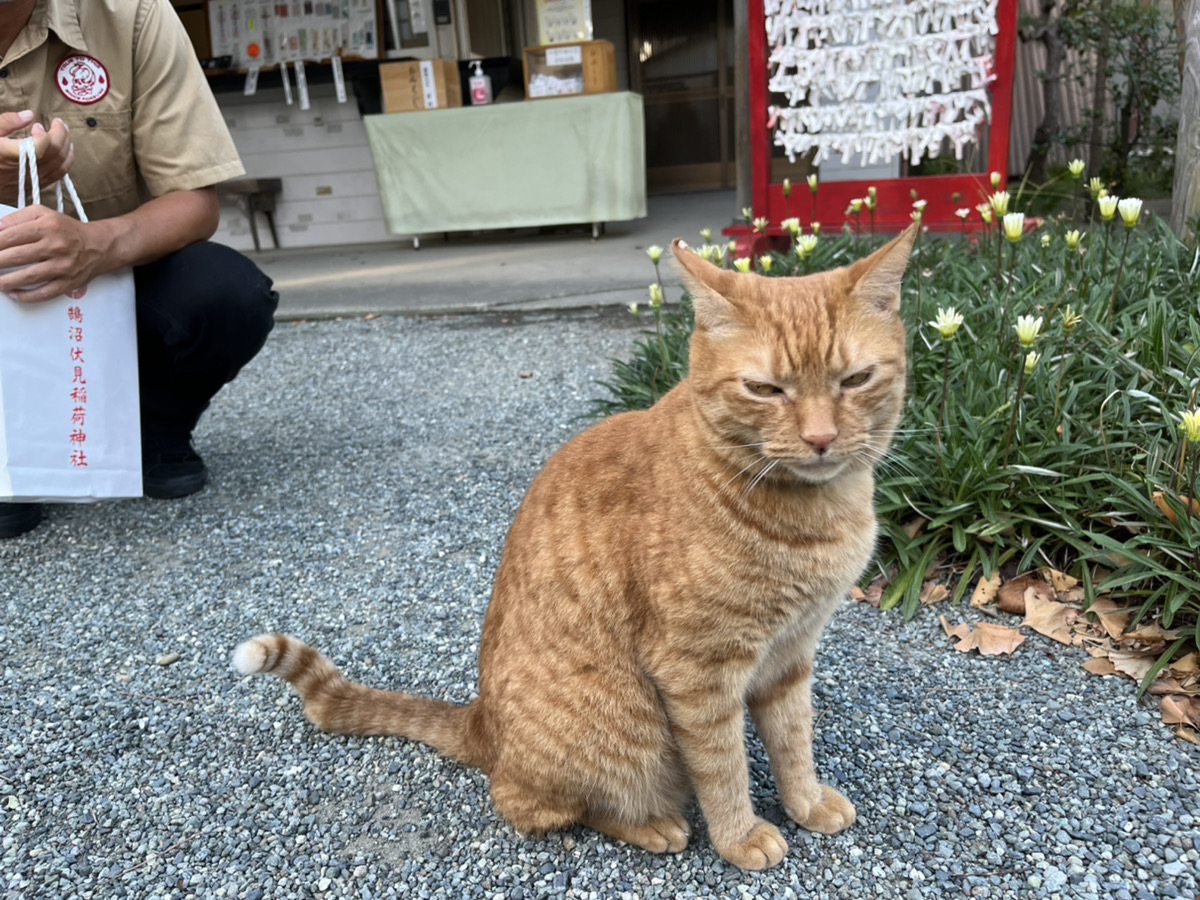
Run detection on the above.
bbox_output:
[787,785,856,835]
[716,819,788,870]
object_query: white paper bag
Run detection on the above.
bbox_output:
[0,143,142,502]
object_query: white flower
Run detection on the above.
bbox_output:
[912,198,927,211]
[758,254,773,273]
[1088,177,1104,198]
[807,174,818,192]
[1117,197,1143,228]
[1064,229,1083,250]
[648,283,663,308]
[848,198,863,214]
[753,217,769,234]
[699,227,712,243]
[1181,409,1200,444]
[1041,233,1052,248]
[990,191,1010,216]
[741,207,753,221]
[1061,305,1082,331]
[955,208,970,220]
[646,245,663,264]
[782,178,792,198]
[795,234,819,258]
[1024,351,1041,374]
[976,203,993,225]
[1067,159,1085,178]
[810,222,821,235]
[1015,314,1043,347]
[627,302,639,316]
[929,307,964,340]
[990,171,1002,188]
[733,257,752,273]
[1098,195,1119,221]
[1003,212,1025,243]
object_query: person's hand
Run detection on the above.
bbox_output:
[0,111,74,205]
[0,204,107,302]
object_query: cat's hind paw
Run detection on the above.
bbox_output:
[788,785,856,835]
[716,819,787,870]
[584,812,691,854]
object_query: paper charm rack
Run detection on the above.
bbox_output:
[728,0,1018,249]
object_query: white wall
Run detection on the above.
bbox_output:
[214,84,394,251]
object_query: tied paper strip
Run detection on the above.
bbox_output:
[765,0,999,166]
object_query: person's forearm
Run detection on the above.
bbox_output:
[88,187,220,273]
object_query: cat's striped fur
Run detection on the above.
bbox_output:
[234,226,916,870]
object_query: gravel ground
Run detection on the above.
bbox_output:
[3,308,1198,900]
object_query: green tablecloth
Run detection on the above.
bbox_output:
[364,92,647,235]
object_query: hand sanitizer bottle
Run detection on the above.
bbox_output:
[469,60,493,105]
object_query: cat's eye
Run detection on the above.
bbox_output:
[841,370,872,388]
[744,380,784,397]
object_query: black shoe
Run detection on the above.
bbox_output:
[142,432,208,499]
[0,502,42,539]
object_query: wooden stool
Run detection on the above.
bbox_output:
[217,178,282,251]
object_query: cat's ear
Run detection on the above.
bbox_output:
[670,239,743,333]
[850,223,918,315]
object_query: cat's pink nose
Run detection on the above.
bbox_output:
[803,432,837,454]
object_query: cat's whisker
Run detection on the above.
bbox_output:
[722,451,773,494]
[706,441,769,452]
[742,458,780,500]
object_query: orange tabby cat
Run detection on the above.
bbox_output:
[233,226,916,870]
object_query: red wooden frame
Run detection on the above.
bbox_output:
[729,0,1018,249]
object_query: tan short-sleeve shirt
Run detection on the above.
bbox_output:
[0,0,245,221]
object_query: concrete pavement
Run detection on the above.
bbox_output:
[251,190,739,319]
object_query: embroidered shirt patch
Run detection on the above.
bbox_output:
[56,55,109,105]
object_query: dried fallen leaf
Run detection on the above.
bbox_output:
[1147,677,1200,697]
[1086,597,1130,641]
[1106,651,1157,683]
[1083,657,1119,676]
[1124,623,1183,646]
[858,576,885,608]
[998,573,1055,616]
[901,517,927,540]
[1160,695,1200,728]
[1038,567,1079,593]
[940,616,1027,656]
[1176,726,1200,745]
[1169,653,1200,678]
[969,572,1001,609]
[1022,591,1078,646]
[1151,490,1200,525]
[849,586,866,601]
[941,615,970,642]
[1059,586,1087,606]
[919,581,949,607]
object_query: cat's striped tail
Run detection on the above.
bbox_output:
[232,634,490,771]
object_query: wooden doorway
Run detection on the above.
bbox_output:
[626,0,735,192]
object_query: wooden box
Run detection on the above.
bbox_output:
[522,39,616,99]
[380,60,463,113]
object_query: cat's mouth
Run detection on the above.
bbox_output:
[786,456,849,483]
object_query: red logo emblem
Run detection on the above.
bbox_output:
[56,55,109,105]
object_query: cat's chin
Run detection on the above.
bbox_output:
[784,458,850,485]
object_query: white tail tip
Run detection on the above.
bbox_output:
[231,638,270,675]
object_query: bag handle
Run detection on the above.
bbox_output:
[17,136,88,224]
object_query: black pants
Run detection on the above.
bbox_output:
[134,241,279,439]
